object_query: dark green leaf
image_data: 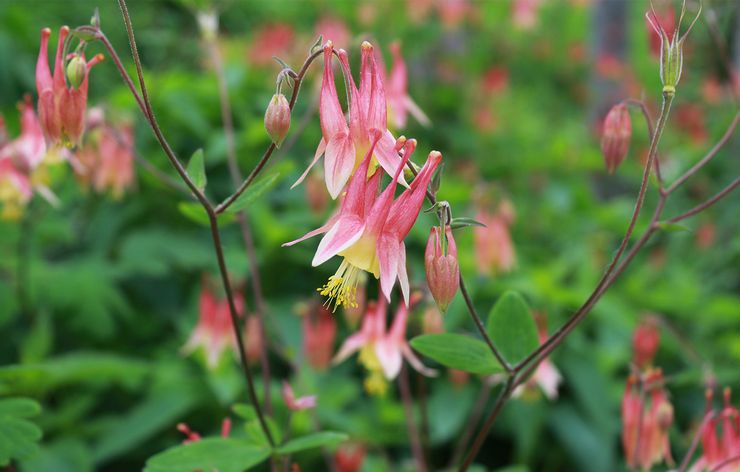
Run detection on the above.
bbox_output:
[277,431,348,454]
[144,438,270,472]
[0,398,42,466]
[409,334,504,375]
[225,172,281,213]
[486,291,539,366]
[186,149,207,191]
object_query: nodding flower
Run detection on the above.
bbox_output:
[333,295,436,396]
[36,27,104,147]
[386,42,430,130]
[284,135,441,309]
[425,225,459,313]
[292,41,405,199]
[689,388,740,472]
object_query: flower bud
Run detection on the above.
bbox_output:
[66,55,87,90]
[425,225,459,313]
[633,316,660,369]
[264,93,291,147]
[601,103,631,173]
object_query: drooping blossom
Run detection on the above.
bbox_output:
[601,103,632,174]
[335,442,366,472]
[0,158,32,220]
[182,281,244,369]
[302,303,337,370]
[386,42,430,130]
[177,418,232,445]
[264,93,291,147]
[36,27,104,147]
[622,370,674,470]
[633,315,660,370]
[286,135,442,308]
[425,225,459,313]
[689,388,740,472]
[282,381,317,411]
[333,295,436,396]
[75,122,135,198]
[292,41,405,199]
[474,201,516,276]
[513,313,561,400]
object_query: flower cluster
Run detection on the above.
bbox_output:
[690,388,740,472]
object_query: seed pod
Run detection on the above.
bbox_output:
[601,103,631,173]
[264,93,291,148]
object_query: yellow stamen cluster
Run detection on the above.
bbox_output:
[359,345,388,396]
[318,259,362,311]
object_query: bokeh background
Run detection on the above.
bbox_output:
[0,0,738,471]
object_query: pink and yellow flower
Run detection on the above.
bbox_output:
[386,42,430,130]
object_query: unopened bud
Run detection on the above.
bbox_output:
[264,93,291,148]
[601,103,631,173]
[425,225,459,313]
[633,316,660,369]
[66,55,87,89]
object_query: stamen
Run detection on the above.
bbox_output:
[317,259,361,311]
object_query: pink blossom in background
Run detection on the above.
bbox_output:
[689,388,740,472]
[282,381,317,411]
[247,23,295,66]
[512,0,542,30]
[303,303,337,370]
[474,202,516,276]
[315,16,349,49]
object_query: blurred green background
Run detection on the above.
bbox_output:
[0,0,738,471]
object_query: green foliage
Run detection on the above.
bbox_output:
[224,171,282,213]
[144,438,270,472]
[186,149,207,192]
[0,398,42,466]
[410,333,505,374]
[276,431,348,454]
[486,291,539,366]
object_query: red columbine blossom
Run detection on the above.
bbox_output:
[314,17,349,50]
[36,27,103,147]
[425,225,459,313]
[622,370,674,470]
[690,388,740,472]
[282,381,317,411]
[182,281,244,369]
[293,41,404,199]
[386,42,430,130]
[303,303,337,370]
[285,136,442,308]
[247,23,295,66]
[474,203,516,275]
[333,295,436,395]
[633,316,660,370]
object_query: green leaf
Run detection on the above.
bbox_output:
[450,217,486,230]
[144,438,270,472]
[486,291,539,366]
[409,334,504,375]
[277,431,348,454]
[244,417,282,448]
[177,202,210,226]
[0,398,42,466]
[225,172,281,213]
[186,149,207,191]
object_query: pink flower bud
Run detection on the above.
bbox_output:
[601,103,631,173]
[264,93,291,147]
[633,316,660,369]
[425,225,459,313]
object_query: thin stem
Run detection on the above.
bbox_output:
[678,411,715,472]
[205,22,273,415]
[624,98,662,190]
[666,111,739,194]
[666,177,739,224]
[399,365,427,472]
[449,380,493,468]
[215,48,323,214]
[458,376,515,472]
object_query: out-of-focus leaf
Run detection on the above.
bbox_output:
[276,431,348,454]
[225,172,281,213]
[20,311,53,363]
[144,438,270,472]
[20,438,93,472]
[486,291,539,366]
[177,201,210,226]
[186,148,207,191]
[549,405,614,472]
[245,417,282,449]
[410,334,504,375]
[0,398,42,466]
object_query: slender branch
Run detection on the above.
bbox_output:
[666,111,739,194]
[204,21,273,415]
[399,365,427,472]
[666,177,739,224]
[215,48,323,214]
[458,377,515,472]
[449,379,493,468]
[624,98,662,190]
[677,411,715,472]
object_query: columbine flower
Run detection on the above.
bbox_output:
[75,121,135,198]
[622,370,674,470]
[36,27,104,147]
[689,388,740,472]
[282,381,317,411]
[633,315,660,370]
[285,136,442,308]
[181,281,243,369]
[474,203,516,275]
[386,42,430,130]
[177,418,231,445]
[333,295,436,396]
[425,225,459,313]
[293,41,404,199]
[264,93,291,148]
[0,158,32,220]
[303,303,337,370]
